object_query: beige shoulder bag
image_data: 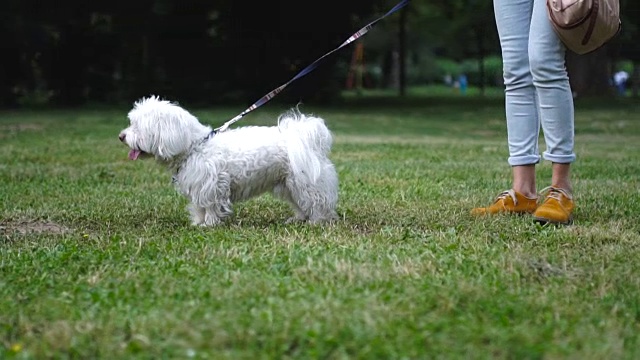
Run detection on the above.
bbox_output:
[547,0,621,55]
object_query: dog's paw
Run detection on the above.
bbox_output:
[308,218,336,225]
[191,219,222,227]
[285,216,306,224]
[307,213,339,225]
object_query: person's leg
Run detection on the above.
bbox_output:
[496,0,540,195]
[512,164,537,198]
[528,0,575,224]
[529,0,575,190]
[472,0,538,215]
[551,162,572,193]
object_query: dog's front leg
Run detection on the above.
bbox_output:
[188,204,206,226]
[189,204,222,227]
[203,208,222,226]
[203,200,234,226]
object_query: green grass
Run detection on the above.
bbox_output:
[1,92,640,359]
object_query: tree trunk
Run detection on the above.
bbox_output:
[398,5,407,97]
[476,27,486,96]
[388,50,400,90]
[633,61,639,98]
[565,46,614,97]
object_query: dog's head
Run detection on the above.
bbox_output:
[119,96,208,161]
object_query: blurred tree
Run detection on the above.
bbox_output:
[41,1,95,106]
[0,0,59,106]
[427,0,497,93]
[616,0,640,97]
[566,0,636,97]
[1,0,636,107]
[0,1,23,107]
[566,47,613,97]
[401,0,498,94]
[0,0,383,107]
[216,0,381,104]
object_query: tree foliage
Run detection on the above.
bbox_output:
[0,0,636,107]
[0,0,383,107]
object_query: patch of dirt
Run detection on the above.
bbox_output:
[1,220,69,236]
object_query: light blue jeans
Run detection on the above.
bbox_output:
[494,0,576,166]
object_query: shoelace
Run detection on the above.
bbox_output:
[538,186,572,202]
[494,189,518,205]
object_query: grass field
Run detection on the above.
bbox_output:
[1,93,640,359]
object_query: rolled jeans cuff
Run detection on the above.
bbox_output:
[508,154,541,166]
[543,151,576,164]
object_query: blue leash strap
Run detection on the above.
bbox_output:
[215,0,410,132]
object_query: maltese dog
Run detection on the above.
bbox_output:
[119,96,339,226]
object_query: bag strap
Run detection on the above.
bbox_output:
[581,0,599,45]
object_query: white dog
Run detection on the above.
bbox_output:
[119,96,339,226]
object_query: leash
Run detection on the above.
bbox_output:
[213,0,410,133]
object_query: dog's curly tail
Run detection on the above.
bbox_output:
[278,110,333,184]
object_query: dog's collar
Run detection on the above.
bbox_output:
[202,130,216,143]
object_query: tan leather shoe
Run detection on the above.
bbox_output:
[533,186,574,225]
[471,189,538,216]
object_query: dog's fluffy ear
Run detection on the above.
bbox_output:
[146,112,194,160]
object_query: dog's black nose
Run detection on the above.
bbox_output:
[119,133,126,142]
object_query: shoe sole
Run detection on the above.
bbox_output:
[533,215,573,226]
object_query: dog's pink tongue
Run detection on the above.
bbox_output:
[128,149,141,160]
